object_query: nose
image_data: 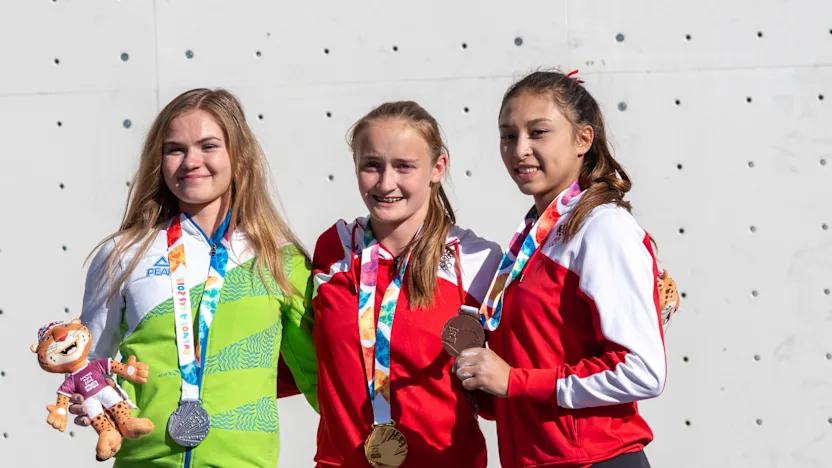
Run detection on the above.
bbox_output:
[514,135,532,161]
[377,167,396,192]
[181,148,204,170]
[52,329,68,342]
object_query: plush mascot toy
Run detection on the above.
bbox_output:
[31,319,154,461]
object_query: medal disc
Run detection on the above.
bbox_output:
[168,400,210,447]
[441,313,485,357]
[364,424,408,467]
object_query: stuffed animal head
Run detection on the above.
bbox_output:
[30,319,92,373]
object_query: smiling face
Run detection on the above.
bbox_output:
[161,109,233,215]
[354,118,447,235]
[34,320,92,373]
[498,92,593,212]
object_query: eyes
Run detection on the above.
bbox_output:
[163,142,222,156]
[358,159,417,172]
[499,128,550,142]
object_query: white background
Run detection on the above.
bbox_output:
[1,1,830,467]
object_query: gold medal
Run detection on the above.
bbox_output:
[364,423,408,467]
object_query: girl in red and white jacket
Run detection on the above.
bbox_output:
[312,101,501,467]
[455,71,667,468]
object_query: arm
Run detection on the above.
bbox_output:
[80,240,126,360]
[46,394,71,431]
[459,210,666,408]
[509,210,667,408]
[278,246,319,412]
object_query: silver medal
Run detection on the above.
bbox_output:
[168,400,210,447]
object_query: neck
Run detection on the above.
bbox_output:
[534,180,575,215]
[179,193,230,238]
[371,206,429,257]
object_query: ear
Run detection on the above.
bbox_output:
[30,344,38,353]
[575,124,594,156]
[431,152,448,184]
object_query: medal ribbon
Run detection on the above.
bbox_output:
[168,212,231,401]
[357,221,413,425]
[479,181,582,330]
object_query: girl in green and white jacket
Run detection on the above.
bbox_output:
[76,88,317,467]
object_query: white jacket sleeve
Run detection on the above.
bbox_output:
[556,208,667,409]
[80,240,126,360]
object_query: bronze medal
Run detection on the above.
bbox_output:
[441,312,485,357]
[364,423,408,467]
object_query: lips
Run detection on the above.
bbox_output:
[515,166,540,182]
[372,195,404,204]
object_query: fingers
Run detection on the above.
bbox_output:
[74,415,92,427]
[68,403,85,416]
[126,355,137,366]
[461,375,482,391]
[71,393,85,405]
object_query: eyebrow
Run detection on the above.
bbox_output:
[499,117,553,129]
[163,136,222,145]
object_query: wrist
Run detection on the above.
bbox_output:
[506,368,558,401]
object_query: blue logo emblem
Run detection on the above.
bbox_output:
[146,256,170,277]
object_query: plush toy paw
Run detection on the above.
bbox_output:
[46,404,68,432]
[124,355,149,384]
[657,269,681,326]
[95,427,123,461]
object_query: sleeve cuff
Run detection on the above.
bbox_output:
[507,368,558,401]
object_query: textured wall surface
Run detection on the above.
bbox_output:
[1,1,830,466]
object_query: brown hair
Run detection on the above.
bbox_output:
[500,70,632,242]
[349,101,455,309]
[95,88,305,296]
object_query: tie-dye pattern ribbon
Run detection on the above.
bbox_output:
[168,212,231,401]
[479,181,583,331]
[357,222,412,425]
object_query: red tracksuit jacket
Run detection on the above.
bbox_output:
[488,203,667,467]
[312,219,502,467]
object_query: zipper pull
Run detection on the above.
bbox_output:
[210,244,216,257]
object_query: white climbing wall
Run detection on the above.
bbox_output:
[1,1,830,467]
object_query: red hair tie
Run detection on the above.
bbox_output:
[566,69,585,85]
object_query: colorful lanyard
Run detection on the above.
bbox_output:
[479,181,582,330]
[356,222,414,425]
[167,212,231,401]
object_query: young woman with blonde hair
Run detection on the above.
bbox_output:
[75,88,317,467]
[311,101,501,467]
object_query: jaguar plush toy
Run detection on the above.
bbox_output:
[31,319,154,461]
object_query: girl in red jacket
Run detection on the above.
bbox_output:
[455,71,667,468]
[311,101,501,467]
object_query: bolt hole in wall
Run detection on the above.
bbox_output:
[755,418,763,426]
[617,102,627,111]
[255,50,262,58]
[465,170,472,177]
[326,111,332,118]
[123,119,132,129]
[327,175,334,181]
[59,183,64,189]
[185,49,194,59]
[56,120,62,127]
[323,48,330,55]
[684,420,691,427]
[120,52,129,62]
[61,245,67,252]
[461,42,468,49]
[53,58,60,66]
[392,45,398,52]
[748,160,755,168]
[514,36,523,46]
